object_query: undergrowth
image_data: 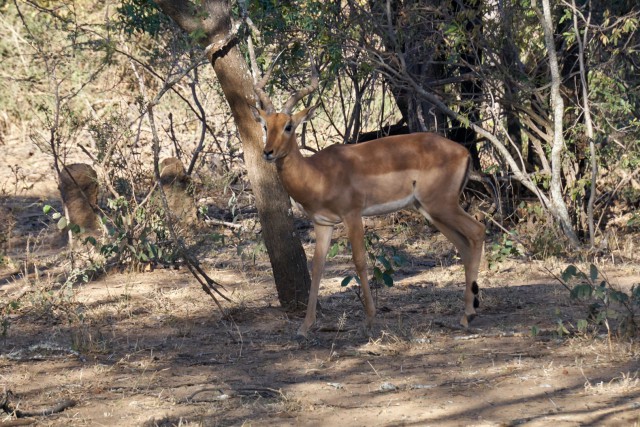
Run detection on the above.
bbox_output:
[554,263,639,338]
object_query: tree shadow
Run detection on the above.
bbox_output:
[3,273,637,425]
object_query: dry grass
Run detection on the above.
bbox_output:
[1,183,640,426]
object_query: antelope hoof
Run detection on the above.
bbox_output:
[359,324,372,338]
[294,333,312,347]
[460,313,477,328]
[295,330,308,340]
[294,330,320,348]
[360,317,375,338]
[295,323,313,341]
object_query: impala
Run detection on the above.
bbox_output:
[250,63,485,338]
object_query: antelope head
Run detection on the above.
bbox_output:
[249,56,319,162]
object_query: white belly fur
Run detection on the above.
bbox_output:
[291,198,342,225]
[292,193,416,224]
[362,194,415,216]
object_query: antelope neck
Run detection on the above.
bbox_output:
[275,141,319,205]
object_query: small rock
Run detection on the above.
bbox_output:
[379,382,398,392]
[410,384,435,389]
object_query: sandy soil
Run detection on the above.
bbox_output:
[1,142,639,427]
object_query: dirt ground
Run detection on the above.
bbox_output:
[1,144,639,426]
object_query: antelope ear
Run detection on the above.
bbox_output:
[292,103,319,127]
[248,103,265,124]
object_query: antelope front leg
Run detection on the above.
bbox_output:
[297,224,334,338]
[346,215,376,336]
[422,207,485,328]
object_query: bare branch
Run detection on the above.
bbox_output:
[186,66,207,176]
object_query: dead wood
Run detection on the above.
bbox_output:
[0,390,76,419]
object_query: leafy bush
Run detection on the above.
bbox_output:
[331,231,405,289]
[486,231,524,269]
[44,196,180,274]
[558,264,639,337]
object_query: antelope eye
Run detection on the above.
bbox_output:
[284,123,292,132]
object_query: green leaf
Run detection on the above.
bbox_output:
[52,212,62,220]
[595,311,607,323]
[328,243,340,258]
[189,28,207,43]
[561,265,578,282]
[101,244,119,256]
[148,244,158,259]
[605,309,619,319]
[57,217,68,230]
[610,290,629,303]
[85,236,97,246]
[392,254,405,266]
[577,319,588,332]
[43,205,52,214]
[373,266,383,281]
[341,276,354,287]
[589,264,598,282]
[377,255,392,270]
[571,284,593,299]
[382,272,394,287]
[556,320,570,336]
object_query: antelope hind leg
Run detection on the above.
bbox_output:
[418,206,485,327]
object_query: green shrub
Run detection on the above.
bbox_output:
[558,263,639,337]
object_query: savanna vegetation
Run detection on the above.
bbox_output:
[0,0,639,425]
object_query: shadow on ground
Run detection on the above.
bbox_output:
[1,265,638,426]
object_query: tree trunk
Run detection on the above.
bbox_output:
[154,0,311,308]
[570,0,596,247]
[539,0,581,246]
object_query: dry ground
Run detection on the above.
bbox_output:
[1,146,639,426]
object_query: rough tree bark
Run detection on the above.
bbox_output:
[570,0,596,247]
[153,0,311,308]
[538,0,581,245]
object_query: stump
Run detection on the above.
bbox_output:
[159,157,197,227]
[58,163,100,239]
